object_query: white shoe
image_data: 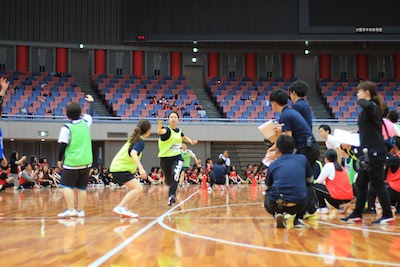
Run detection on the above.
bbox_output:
[76,210,85,217]
[317,207,329,214]
[113,206,139,218]
[57,209,77,217]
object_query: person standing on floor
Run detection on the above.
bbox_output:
[341,81,394,225]
[57,95,94,218]
[180,143,198,186]
[110,119,152,218]
[158,111,198,206]
[289,80,313,130]
[0,77,9,168]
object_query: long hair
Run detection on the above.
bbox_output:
[357,81,385,114]
[128,119,152,151]
[324,149,343,171]
[10,151,18,160]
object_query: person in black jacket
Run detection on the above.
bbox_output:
[341,81,394,225]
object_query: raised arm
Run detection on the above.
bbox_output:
[157,120,167,135]
[85,94,95,117]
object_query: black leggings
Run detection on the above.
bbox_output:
[160,155,183,197]
[353,149,392,218]
[388,186,400,209]
[314,184,352,209]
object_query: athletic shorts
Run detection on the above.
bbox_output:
[60,168,90,190]
[111,171,136,186]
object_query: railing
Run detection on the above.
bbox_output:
[1,114,359,125]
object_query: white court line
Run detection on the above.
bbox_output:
[318,221,400,236]
[87,190,200,267]
[158,214,400,266]
[168,202,263,215]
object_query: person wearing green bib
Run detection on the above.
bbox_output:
[179,143,198,186]
[57,95,94,218]
[158,111,198,206]
[110,119,152,218]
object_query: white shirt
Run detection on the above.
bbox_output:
[394,123,400,137]
[316,162,336,185]
[58,114,92,144]
[219,154,231,166]
[325,134,340,150]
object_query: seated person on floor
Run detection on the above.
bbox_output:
[314,149,354,214]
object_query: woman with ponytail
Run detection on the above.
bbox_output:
[342,81,394,225]
[110,119,152,218]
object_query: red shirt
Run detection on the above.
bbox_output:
[387,153,400,193]
[189,173,198,182]
[325,169,353,200]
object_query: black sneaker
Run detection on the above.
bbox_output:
[275,213,286,228]
[168,195,176,206]
[294,218,306,228]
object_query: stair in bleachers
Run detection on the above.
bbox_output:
[308,84,332,120]
[211,142,266,176]
[192,88,221,118]
[81,85,113,117]
[93,74,205,120]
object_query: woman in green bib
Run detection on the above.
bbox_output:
[158,111,198,206]
[110,119,152,218]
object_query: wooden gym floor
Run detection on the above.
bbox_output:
[0,185,399,267]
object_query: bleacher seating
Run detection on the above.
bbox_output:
[92,74,206,120]
[205,77,316,120]
[1,70,89,117]
[318,78,400,120]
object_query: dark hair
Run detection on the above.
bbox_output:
[128,119,152,151]
[382,104,389,118]
[217,158,225,165]
[168,111,180,118]
[276,135,295,154]
[270,89,288,106]
[394,136,400,149]
[388,111,399,123]
[24,162,32,169]
[319,124,331,134]
[357,81,385,114]
[289,80,308,97]
[10,151,18,160]
[66,102,82,120]
[323,149,343,171]
[30,155,37,164]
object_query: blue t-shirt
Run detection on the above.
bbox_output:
[128,140,145,156]
[265,154,312,204]
[279,106,315,150]
[292,99,312,130]
[213,164,228,179]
